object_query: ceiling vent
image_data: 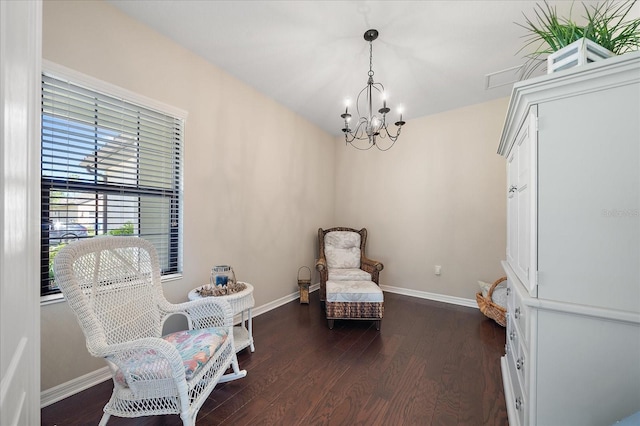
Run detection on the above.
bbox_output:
[484,65,525,90]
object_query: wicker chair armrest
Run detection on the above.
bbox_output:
[97,337,187,382]
[315,257,327,272]
[487,276,507,299]
[162,297,234,330]
[361,256,384,272]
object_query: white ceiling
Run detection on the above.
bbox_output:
[107,0,618,136]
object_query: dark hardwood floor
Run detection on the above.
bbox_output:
[41,291,508,425]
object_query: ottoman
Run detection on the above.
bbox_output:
[325,280,384,330]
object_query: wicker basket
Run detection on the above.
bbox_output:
[297,266,311,304]
[476,276,507,327]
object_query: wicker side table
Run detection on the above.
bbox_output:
[188,282,255,353]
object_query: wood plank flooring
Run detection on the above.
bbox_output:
[41,291,508,425]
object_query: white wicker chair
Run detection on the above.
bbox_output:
[53,236,246,426]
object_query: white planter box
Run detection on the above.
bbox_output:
[547,38,614,74]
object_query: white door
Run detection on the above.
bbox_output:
[0,1,42,425]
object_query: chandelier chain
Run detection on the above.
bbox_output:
[368,41,374,77]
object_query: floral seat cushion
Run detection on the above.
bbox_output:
[326,280,384,303]
[328,268,371,282]
[114,327,228,387]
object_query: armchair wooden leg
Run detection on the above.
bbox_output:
[375,320,381,331]
[328,319,334,329]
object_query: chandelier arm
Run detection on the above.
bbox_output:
[346,120,367,143]
[355,85,368,122]
[384,125,401,140]
[373,125,398,144]
[371,82,385,93]
[347,126,400,149]
[374,140,397,151]
[344,133,356,144]
[371,127,400,151]
[347,140,376,150]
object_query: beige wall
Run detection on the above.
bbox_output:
[334,97,508,299]
[41,0,335,390]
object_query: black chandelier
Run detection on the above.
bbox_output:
[341,29,405,151]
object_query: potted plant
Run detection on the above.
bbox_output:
[518,0,640,77]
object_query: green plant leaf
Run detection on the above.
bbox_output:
[516,0,640,78]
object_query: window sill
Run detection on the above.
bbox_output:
[40,293,65,306]
[40,273,183,306]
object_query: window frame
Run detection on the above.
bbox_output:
[40,61,187,303]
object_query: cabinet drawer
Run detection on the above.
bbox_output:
[515,345,527,392]
[508,278,530,342]
[506,314,526,393]
[506,341,527,426]
[507,312,520,351]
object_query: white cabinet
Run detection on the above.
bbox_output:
[498,52,640,426]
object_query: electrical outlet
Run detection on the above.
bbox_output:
[434,265,442,276]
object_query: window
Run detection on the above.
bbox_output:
[41,65,185,297]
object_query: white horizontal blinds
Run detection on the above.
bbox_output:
[41,73,182,295]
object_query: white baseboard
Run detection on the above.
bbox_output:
[41,366,111,408]
[251,283,319,317]
[40,283,322,407]
[380,284,478,309]
[40,283,474,406]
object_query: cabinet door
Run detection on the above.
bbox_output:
[507,107,538,295]
[537,83,639,311]
[506,149,519,270]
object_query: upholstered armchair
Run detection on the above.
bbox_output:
[53,236,246,426]
[315,227,384,303]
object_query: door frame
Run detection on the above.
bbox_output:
[0,1,42,424]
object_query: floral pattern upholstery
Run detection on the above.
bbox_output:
[326,280,384,303]
[114,327,228,387]
[328,268,371,282]
[325,231,361,269]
